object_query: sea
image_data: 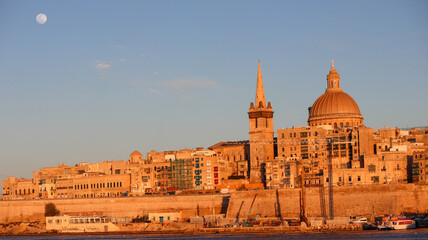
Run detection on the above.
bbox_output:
[2,229,428,240]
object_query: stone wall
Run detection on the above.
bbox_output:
[226,183,428,220]
[1,183,427,224]
[0,194,229,224]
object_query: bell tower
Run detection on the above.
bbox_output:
[248,61,274,184]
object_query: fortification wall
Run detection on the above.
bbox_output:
[0,194,229,224]
[226,183,428,220]
[1,184,427,224]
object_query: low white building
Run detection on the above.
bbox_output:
[46,215,120,232]
[148,212,182,223]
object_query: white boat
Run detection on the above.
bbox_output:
[378,216,416,230]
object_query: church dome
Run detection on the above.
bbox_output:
[130,151,142,156]
[308,61,363,128]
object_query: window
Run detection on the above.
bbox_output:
[348,176,352,182]
[358,176,361,181]
[368,165,376,172]
[115,169,120,175]
[300,132,308,138]
[338,177,342,182]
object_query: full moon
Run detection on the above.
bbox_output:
[36,13,47,24]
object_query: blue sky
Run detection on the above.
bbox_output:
[0,0,427,181]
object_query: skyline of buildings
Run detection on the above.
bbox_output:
[3,61,427,200]
[1,2,427,182]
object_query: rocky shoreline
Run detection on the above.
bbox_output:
[0,221,365,236]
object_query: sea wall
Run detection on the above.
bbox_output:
[0,194,229,224]
[226,183,428,220]
[1,183,427,224]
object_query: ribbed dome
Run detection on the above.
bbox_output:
[309,90,362,118]
[308,61,363,127]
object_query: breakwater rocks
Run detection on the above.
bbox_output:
[198,224,363,234]
[0,222,363,236]
[0,222,46,235]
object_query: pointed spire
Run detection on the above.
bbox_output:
[255,60,266,108]
[331,59,335,70]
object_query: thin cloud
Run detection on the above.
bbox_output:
[96,63,111,69]
[119,58,126,62]
[161,78,219,100]
[149,89,162,94]
[153,72,159,75]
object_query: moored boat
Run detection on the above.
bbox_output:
[378,216,416,230]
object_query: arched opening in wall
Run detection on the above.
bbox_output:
[334,123,337,128]
[340,122,343,128]
[255,118,258,128]
[346,122,349,127]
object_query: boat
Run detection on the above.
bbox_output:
[377,216,416,230]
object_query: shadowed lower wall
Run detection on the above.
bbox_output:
[1,184,427,223]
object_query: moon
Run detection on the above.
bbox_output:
[36,13,47,24]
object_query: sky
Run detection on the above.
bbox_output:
[0,0,427,182]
